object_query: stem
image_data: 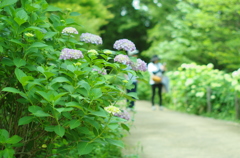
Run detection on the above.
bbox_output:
[89,115,112,143]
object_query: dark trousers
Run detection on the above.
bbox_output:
[127,82,137,108]
[151,83,163,106]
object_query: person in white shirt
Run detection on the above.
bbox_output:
[147,55,166,110]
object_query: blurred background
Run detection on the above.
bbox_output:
[48,0,240,121]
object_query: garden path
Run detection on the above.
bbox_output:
[122,100,240,158]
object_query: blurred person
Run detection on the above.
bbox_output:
[147,55,166,110]
[125,50,139,111]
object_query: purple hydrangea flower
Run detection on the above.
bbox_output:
[80,33,103,45]
[114,54,131,65]
[59,48,84,60]
[92,68,107,75]
[62,27,78,34]
[130,59,147,71]
[114,110,130,121]
[113,39,136,52]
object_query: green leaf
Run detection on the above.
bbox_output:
[46,5,62,12]
[2,87,23,94]
[127,92,139,99]
[56,107,73,113]
[70,12,81,16]
[14,8,29,26]
[28,106,42,113]
[0,0,18,8]
[2,148,15,158]
[121,123,130,131]
[69,119,81,129]
[18,116,34,126]
[54,125,65,137]
[44,126,55,132]
[13,58,26,68]
[1,58,14,66]
[9,39,24,46]
[108,123,119,130]
[51,77,70,84]
[65,102,82,110]
[15,68,27,83]
[89,88,102,100]
[90,108,107,118]
[78,81,91,93]
[36,91,50,101]
[34,110,51,117]
[6,135,22,144]
[67,65,76,72]
[29,42,48,48]
[44,32,57,39]
[77,142,94,155]
[0,129,9,143]
[105,138,124,148]
[20,76,34,86]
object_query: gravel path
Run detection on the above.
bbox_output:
[122,100,240,158]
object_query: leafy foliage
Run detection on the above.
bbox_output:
[0,0,145,157]
[141,0,240,71]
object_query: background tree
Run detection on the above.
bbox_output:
[142,0,240,71]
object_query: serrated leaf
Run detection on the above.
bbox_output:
[6,135,22,144]
[34,110,51,117]
[54,125,65,137]
[51,77,70,84]
[69,119,81,129]
[36,91,50,101]
[121,123,130,131]
[1,58,14,66]
[2,87,23,94]
[44,126,55,132]
[77,142,94,155]
[44,32,57,39]
[15,68,27,84]
[0,0,18,8]
[105,138,124,148]
[14,8,28,26]
[18,116,34,125]
[13,58,26,68]
[29,42,48,48]
[89,88,102,100]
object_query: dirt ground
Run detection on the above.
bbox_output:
[122,100,240,158]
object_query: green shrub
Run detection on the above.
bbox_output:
[0,0,146,157]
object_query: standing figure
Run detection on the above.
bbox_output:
[126,50,139,111]
[147,55,166,110]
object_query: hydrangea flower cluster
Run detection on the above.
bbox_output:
[130,59,147,71]
[62,27,78,34]
[114,54,131,65]
[88,49,98,55]
[80,33,103,45]
[59,48,84,60]
[104,105,121,115]
[92,68,107,75]
[25,32,34,37]
[103,50,113,55]
[114,110,130,121]
[113,39,136,52]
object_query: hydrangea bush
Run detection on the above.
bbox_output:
[0,1,146,157]
[166,63,240,119]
